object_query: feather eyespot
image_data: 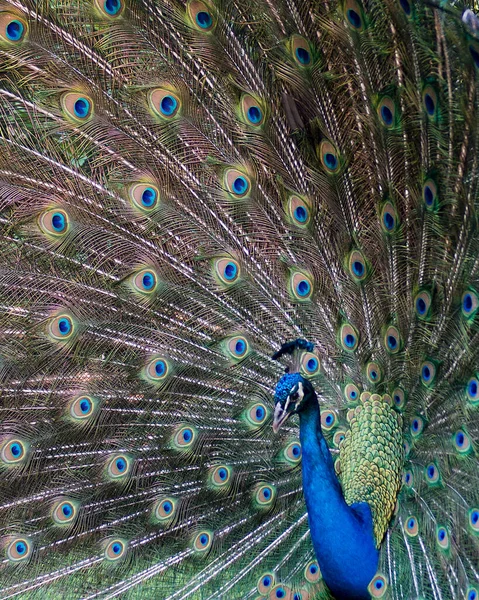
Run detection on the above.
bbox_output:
[149,89,181,120]
[300,352,320,376]
[436,526,450,551]
[6,538,32,562]
[425,462,440,485]
[453,429,472,454]
[347,250,368,282]
[392,387,406,409]
[105,539,127,561]
[287,195,311,228]
[271,584,293,599]
[344,0,364,30]
[224,169,251,199]
[410,415,425,437]
[466,377,479,405]
[173,425,197,449]
[48,313,75,341]
[209,465,232,488]
[132,268,158,296]
[240,94,265,127]
[321,409,337,431]
[69,395,98,420]
[1,438,28,465]
[290,35,312,66]
[404,515,419,537]
[187,0,215,31]
[403,469,413,488]
[469,508,479,533]
[340,323,359,352]
[193,531,213,552]
[257,573,275,594]
[377,97,396,128]
[224,335,249,360]
[462,289,479,319]
[399,0,412,16]
[344,383,360,402]
[333,429,346,447]
[254,484,276,507]
[52,499,78,525]
[106,454,132,479]
[422,86,438,118]
[94,0,124,17]
[154,497,177,522]
[366,362,382,384]
[284,440,302,463]
[145,357,170,384]
[214,258,240,286]
[129,183,160,212]
[423,179,438,209]
[384,325,401,354]
[319,141,341,173]
[304,560,321,582]
[467,588,478,600]
[368,574,388,598]
[38,208,69,237]
[420,360,437,386]
[0,13,27,43]
[289,271,313,301]
[414,290,432,319]
[245,402,268,427]
[380,201,398,232]
[61,92,94,123]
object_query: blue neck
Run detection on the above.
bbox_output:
[299,395,379,600]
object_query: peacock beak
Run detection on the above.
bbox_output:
[273,403,290,433]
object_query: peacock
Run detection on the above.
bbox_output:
[0,0,479,598]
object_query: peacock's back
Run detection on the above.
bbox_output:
[0,0,478,598]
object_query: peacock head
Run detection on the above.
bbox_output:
[273,372,314,432]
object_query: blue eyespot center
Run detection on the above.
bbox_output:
[263,487,271,499]
[255,406,265,420]
[73,98,90,119]
[405,473,411,483]
[296,279,310,297]
[112,542,122,554]
[224,262,237,280]
[345,333,356,348]
[292,444,300,457]
[182,428,192,442]
[387,335,397,349]
[324,152,338,170]
[276,589,286,599]
[155,360,166,376]
[352,260,364,276]
[370,370,377,380]
[196,11,212,29]
[456,432,465,446]
[375,580,384,589]
[424,93,435,115]
[104,0,121,15]
[141,187,156,207]
[62,503,73,517]
[10,443,21,457]
[142,272,155,290]
[400,0,411,15]
[116,458,126,472]
[58,318,71,335]
[163,501,172,513]
[424,185,434,206]
[347,9,361,28]
[309,564,318,574]
[6,20,24,41]
[235,339,246,354]
[412,419,419,431]
[408,518,415,528]
[468,379,478,397]
[416,297,427,314]
[294,205,308,222]
[422,365,431,381]
[438,528,446,541]
[263,576,271,587]
[472,511,479,524]
[16,542,26,555]
[52,212,66,232]
[383,211,395,230]
[232,176,248,195]
[394,394,401,405]
[427,465,435,478]
[381,105,393,125]
[79,399,91,413]
[247,106,262,123]
[468,590,478,600]
[307,358,318,371]
[464,293,473,312]
[325,414,333,425]
[295,47,311,65]
[350,390,357,399]
[160,95,178,116]
[200,534,208,545]
[218,468,227,480]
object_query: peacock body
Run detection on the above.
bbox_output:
[0,0,478,598]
